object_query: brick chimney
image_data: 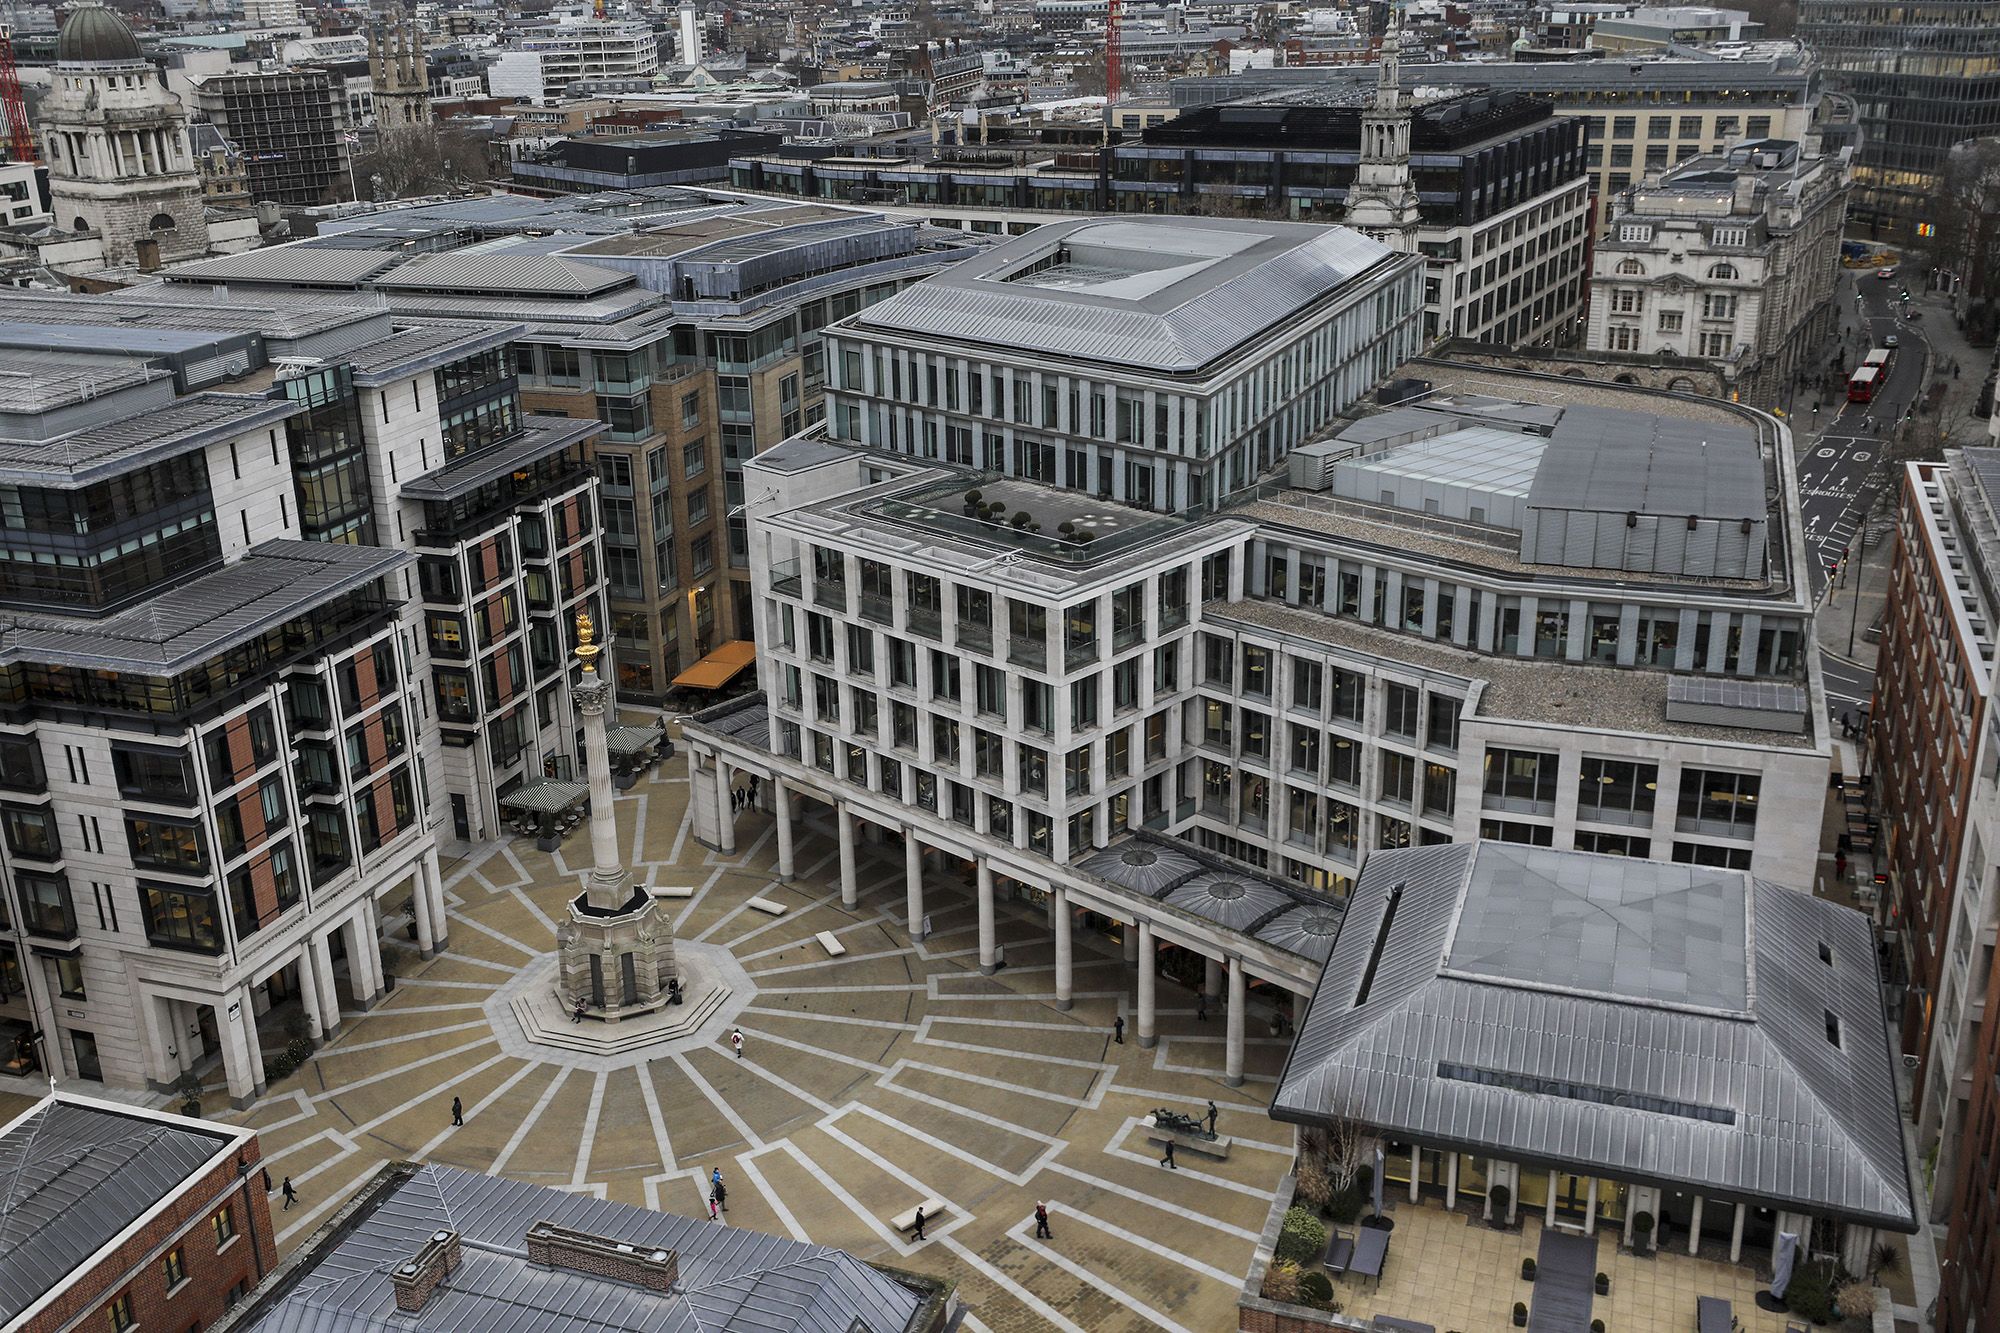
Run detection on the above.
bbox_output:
[525,1221,679,1292]
[391,1230,462,1313]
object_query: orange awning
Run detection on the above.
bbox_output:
[670,639,757,690]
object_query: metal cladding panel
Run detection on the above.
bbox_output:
[1271,845,1919,1231]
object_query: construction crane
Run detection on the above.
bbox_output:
[0,24,34,166]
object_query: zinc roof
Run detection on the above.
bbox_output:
[1272,842,1918,1230]
[238,1163,928,1333]
[845,216,1396,375]
[169,247,404,286]
[1525,404,1765,521]
[373,250,638,297]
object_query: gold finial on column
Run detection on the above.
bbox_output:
[575,609,600,665]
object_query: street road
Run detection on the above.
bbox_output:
[1795,269,1930,712]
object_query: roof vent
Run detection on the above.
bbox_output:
[391,1230,461,1314]
[526,1221,680,1292]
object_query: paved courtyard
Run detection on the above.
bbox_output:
[209,756,1296,1332]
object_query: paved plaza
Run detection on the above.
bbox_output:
[209,755,1297,1332]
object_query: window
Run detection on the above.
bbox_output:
[1384,683,1419,739]
[0,736,45,792]
[1617,223,1651,243]
[142,882,223,953]
[1672,841,1751,869]
[18,871,74,937]
[55,954,86,999]
[164,1244,187,1288]
[1676,769,1760,838]
[106,1293,135,1331]
[1658,310,1683,333]
[1577,757,1657,826]
[1483,748,1557,816]
[1703,293,1736,320]
[212,1205,237,1246]
[128,815,206,871]
[1292,659,1322,713]
[3,806,60,860]
[1707,261,1739,280]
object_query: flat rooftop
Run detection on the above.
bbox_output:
[844,215,1396,374]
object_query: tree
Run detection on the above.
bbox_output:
[350,122,489,202]
[1930,137,2000,318]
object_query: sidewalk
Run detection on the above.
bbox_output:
[1915,287,1994,447]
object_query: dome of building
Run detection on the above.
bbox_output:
[57,0,145,65]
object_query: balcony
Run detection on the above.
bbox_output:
[958,622,993,654]
[1065,638,1099,671]
[771,559,803,599]
[812,578,848,611]
[1009,636,1047,671]
[1114,622,1147,653]
[858,591,894,625]
[908,606,942,641]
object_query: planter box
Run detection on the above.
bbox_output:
[1143,1115,1232,1160]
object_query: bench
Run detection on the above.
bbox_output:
[815,930,847,957]
[891,1199,945,1233]
[746,896,787,916]
[649,885,695,900]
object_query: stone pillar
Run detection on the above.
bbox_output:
[1729,1202,1746,1264]
[1123,923,1139,963]
[837,807,858,908]
[774,779,795,880]
[423,844,449,951]
[1292,989,1307,1025]
[296,946,324,1042]
[1688,1197,1705,1256]
[977,860,997,974]
[220,992,259,1109]
[1584,1176,1599,1236]
[409,866,437,957]
[1409,1145,1421,1203]
[1546,1172,1559,1230]
[1446,1152,1460,1210]
[1136,919,1156,1048]
[1225,956,1246,1087]
[311,930,342,1037]
[140,990,177,1091]
[714,756,736,855]
[1840,1223,1876,1277]
[1202,956,1222,999]
[347,905,381,1005]
[904,833,924,939]
[1053,885,1073,1011]
[575,648,628,911]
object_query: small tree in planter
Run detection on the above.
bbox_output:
[1489,1183,1511,1227]
[1259,1260,1302,1304]
[173,1070,204,1118]
[1274,1207,1329,1267]
[1631,1211,1654,1253]
[1521,1257,1537,1282]
[1298,1271,1337,1310]
[1295,1163,1334,1215]
[1513,1301,1528,1327]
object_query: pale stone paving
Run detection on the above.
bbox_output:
[205,759,1294,1331]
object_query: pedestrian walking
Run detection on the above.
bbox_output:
[1196,994,1208,1022]
[747,775,761,804]
[912,1205,926,1240]
[1160,1141,1177,1170]
[729,1028,745,1059]
[1113,1015,1124,1045]
[451,1096,464,1126]
[708,1195,721,1222]
[1033,1201,1052,1239]
[1206,1100,1219,1136]
[281,1177,298,1210]
[713,1180,727,1213]
[712,1166,724,1190]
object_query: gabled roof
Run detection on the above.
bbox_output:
[843,216,1395,375]
[1272,842,1917,1230]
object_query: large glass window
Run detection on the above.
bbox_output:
[2,806,59,860]
[0,736,44,792]
[1483,748,1558,816]
[16,871,73,938]
[113,746,195,803]
[127,815,206,871]
[1577,758,1657,826]
[142,882,223,953]
[1676,769,1760,838]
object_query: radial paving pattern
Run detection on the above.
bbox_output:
[217,760,1298,1332]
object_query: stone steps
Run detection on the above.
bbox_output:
[510,982,733,1057]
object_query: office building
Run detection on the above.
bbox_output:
[188,67,351,206]
[164,188,980,699]
[1588,136,1851,406]
[1171,56,1824,233]
[1799,0,2000,240]
[729,86,1591,346]
[487,22,661,105]
[0,1095,275,1333]
[0,285,607,1096]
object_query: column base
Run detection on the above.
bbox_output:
[1225,1074,1245,1089]
[351,990,383,1012]
[979,963,997,976]
[231,1092,258,1110]
[840,894,859,910]
[1056,997,1073,1011]
[1138,1034,1157,1049]
[147,1077,177,1095]
[419,946,438,960]
[774,871,795,882]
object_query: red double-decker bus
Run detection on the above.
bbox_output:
[1847,366,1881,403]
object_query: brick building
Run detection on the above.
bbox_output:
[0,1093,275,1333]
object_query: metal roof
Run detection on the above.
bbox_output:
[0,541,410,673]
[1271,842,1918,1231]
[1525,404,1765,521]
[400,415,604,502]
[374,251,639,297]
[0,1098,235,1327]
[0,392,303,487]
[170,247,405,287]
[238,1163,928,1333]
[844,216,1396,375]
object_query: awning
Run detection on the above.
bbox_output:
[499,778,588,813]
[606,725,662,756]
[671,640,757,690]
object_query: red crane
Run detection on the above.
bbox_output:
[0,27,34,166]
[1105,0,1122,105]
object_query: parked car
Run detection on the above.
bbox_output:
[1885,334,1901,347]
[1876,267,1898,279]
